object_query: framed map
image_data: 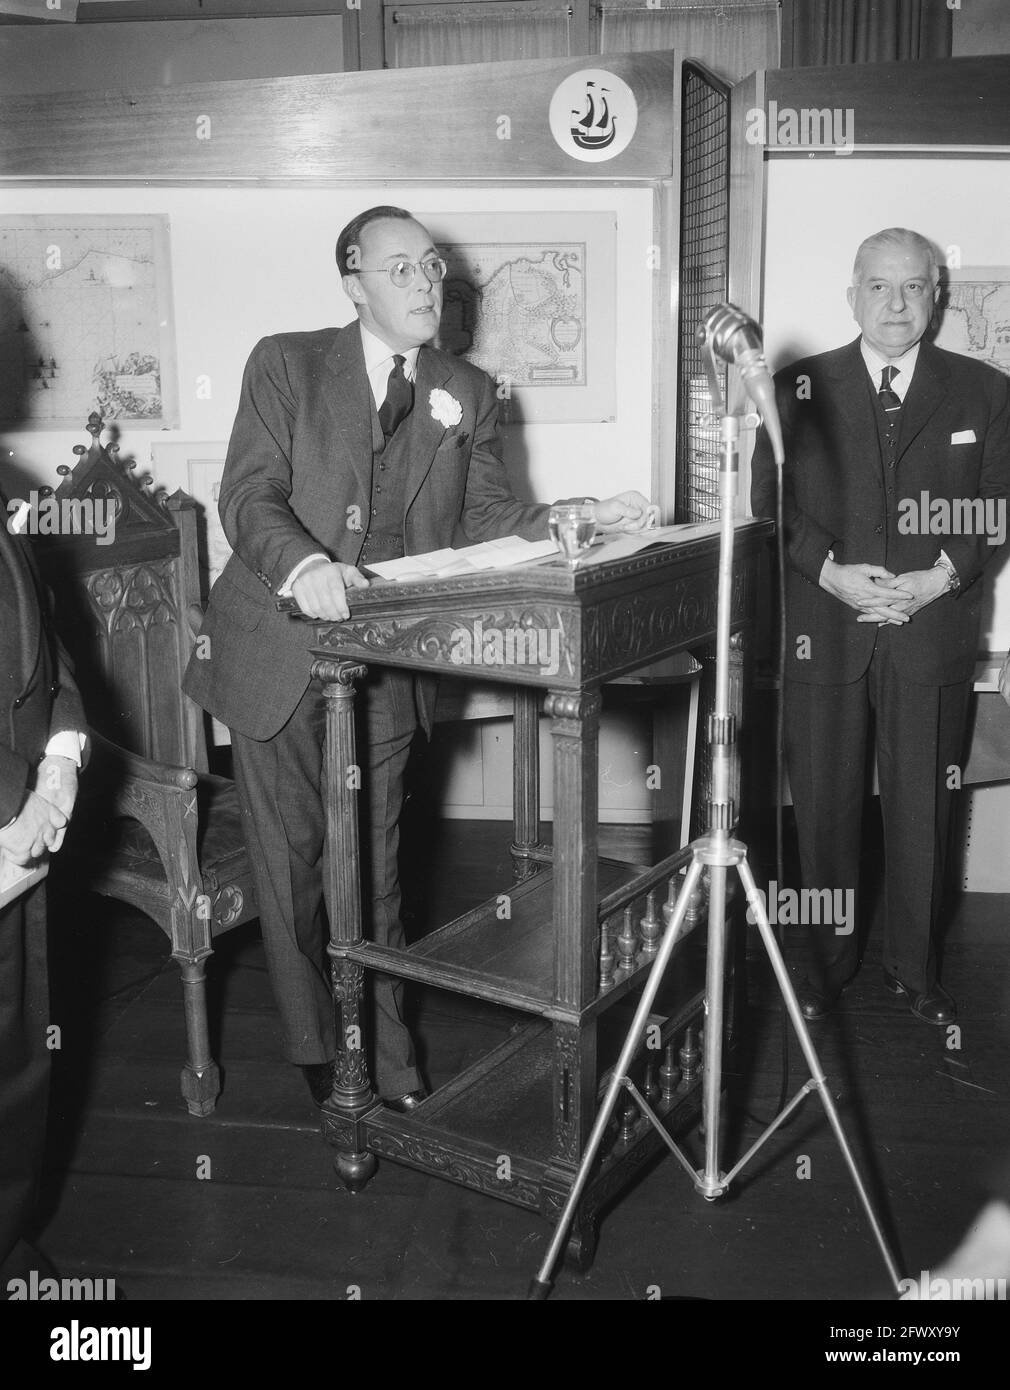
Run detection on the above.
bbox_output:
[935,267,1010,379]
[428,211,617,424]
[0,213,178,428]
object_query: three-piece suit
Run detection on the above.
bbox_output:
[751,337,1010,992]
[184,322,556,1094]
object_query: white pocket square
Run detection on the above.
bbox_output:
[951,429,976,445]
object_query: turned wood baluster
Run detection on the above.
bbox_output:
[662,873,680,933]
[684,874,706,932]
[639,889,661,958]
[617,906,638,976]
[660,1040,681,1100]
[643,1058,661,1106]
[680,1024,701,1082]
[619,1092,640,1145]
[598,917,615,992]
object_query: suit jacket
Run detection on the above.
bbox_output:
[0,515,86,826]
[183,323,554,740]
[750,337,1010,686]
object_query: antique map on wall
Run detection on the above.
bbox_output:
[935,267,1010,379]
[431,211,616,423]
[0,214,178,428]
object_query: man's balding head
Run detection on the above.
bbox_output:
[847,228,941,360]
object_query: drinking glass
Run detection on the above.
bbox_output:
[548,504,598,569]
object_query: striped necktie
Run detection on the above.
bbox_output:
[878,365,902,415]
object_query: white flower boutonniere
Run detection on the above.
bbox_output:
[429,388,463,429]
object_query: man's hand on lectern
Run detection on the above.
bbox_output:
[291,558,369,621]
[594,491,656,533]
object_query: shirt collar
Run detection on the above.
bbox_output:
[859,337,920,401]
[359,321,420,381]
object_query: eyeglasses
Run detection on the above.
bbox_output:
[356,257,448,289]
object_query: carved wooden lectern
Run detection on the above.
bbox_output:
[307,522,771,1268]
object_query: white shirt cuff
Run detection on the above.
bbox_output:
[277,553,329,597]
[44,731,87,766]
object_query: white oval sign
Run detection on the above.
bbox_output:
[549,69,638,163]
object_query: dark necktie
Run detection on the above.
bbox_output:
[878,364,902,415]
[378,354,413,439]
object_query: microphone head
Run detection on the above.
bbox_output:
[699,303,764,363]
[697,304,785,466]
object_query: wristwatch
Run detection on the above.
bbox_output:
[933,554,960,593]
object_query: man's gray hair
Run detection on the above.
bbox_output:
[852,228,941,287]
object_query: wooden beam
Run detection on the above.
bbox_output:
[0,50,677,181]
[766,56,1010,151]
[78,1,346,17]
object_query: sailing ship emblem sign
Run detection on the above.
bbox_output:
[549,69,638,163]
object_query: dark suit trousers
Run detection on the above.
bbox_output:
[232,669,421,1099]
[0,885,50,1278]
[785,635,970,995]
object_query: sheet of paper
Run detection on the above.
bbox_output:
[365,536,559,581]
[574,520,723,567]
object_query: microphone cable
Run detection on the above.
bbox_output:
[773,453,791,1120]
[737,444,794,1131]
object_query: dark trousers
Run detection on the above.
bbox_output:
[232,669,421,1099]
[785,638,970,995]
[0,885,49,1278]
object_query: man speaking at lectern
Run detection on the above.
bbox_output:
[184,206,652,1111]
[751,227,1010,1026]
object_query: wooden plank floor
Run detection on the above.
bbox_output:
[31,819,1010,1306]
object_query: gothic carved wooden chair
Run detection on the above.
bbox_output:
[38,414,256,1116]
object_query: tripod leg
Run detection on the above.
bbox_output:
[736,857,903,1292]
[528,855,706,1299]
[700,854,729,1196]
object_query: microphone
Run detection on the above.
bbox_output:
[699,304,785,467]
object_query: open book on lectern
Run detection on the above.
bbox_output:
[362,521,727,583]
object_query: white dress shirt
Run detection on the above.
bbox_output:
[859,337,920,402]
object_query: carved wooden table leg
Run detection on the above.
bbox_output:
[545,690,601,1181]
[168,782,221,1116]
[314,658,377,1193]
[510,686,541,879]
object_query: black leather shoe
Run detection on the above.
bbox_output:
[884,973,957,1025]
[384,1089,428,1114]
[301,1061,336,1107]
[796,980,842,1021]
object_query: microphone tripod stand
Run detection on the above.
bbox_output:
[528,317,903,1300]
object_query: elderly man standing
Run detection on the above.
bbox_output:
[184,205,652,1109]
[751,227,1010,1024]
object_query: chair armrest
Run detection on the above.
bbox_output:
[86,729,199,792]
[80,731,202,892]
